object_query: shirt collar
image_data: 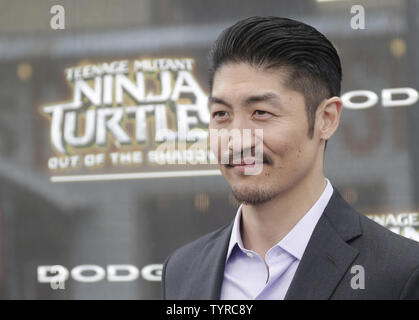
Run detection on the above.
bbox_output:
[225,178,334,261]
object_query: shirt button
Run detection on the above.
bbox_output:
[246,252,254,258]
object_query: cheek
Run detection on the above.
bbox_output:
[265,129,306,163]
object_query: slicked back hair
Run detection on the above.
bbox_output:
[208,16,342,149]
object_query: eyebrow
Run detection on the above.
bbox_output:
[243,92,281,106]
[209,92,281,109]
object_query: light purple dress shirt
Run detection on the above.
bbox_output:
[220,178,334,300]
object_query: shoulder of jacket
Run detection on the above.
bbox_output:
[162,222,232,299]
[167,222,232,263]
[357,212,419,266]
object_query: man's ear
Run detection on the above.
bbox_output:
[316,96,343,141]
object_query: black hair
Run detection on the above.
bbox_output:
[208,16,342,147]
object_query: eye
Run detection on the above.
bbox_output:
[212,111,229,120]
[253,110,272,118]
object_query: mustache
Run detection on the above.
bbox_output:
[225,149,272,165]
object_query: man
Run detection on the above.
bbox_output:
[162,16,419,299]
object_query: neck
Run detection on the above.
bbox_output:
[240,170,327,259]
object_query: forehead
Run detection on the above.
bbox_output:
[212,62,290,96]
[211,62,303,106]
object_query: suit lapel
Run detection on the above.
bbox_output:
[284,187,362,299]
[189,222,233,299]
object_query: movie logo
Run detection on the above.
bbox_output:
[41,58,218,181]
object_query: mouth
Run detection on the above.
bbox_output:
[225,158,268,168]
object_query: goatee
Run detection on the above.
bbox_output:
[231,184,277,205]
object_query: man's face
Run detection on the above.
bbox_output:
[209,62,323,205]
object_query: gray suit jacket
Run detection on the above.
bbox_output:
[162,186,419,299]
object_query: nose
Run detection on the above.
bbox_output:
[227,129,255,154]
[227,116,257,156]
[209,113,264,166]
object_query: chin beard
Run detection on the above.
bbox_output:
[231,184,278,205]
